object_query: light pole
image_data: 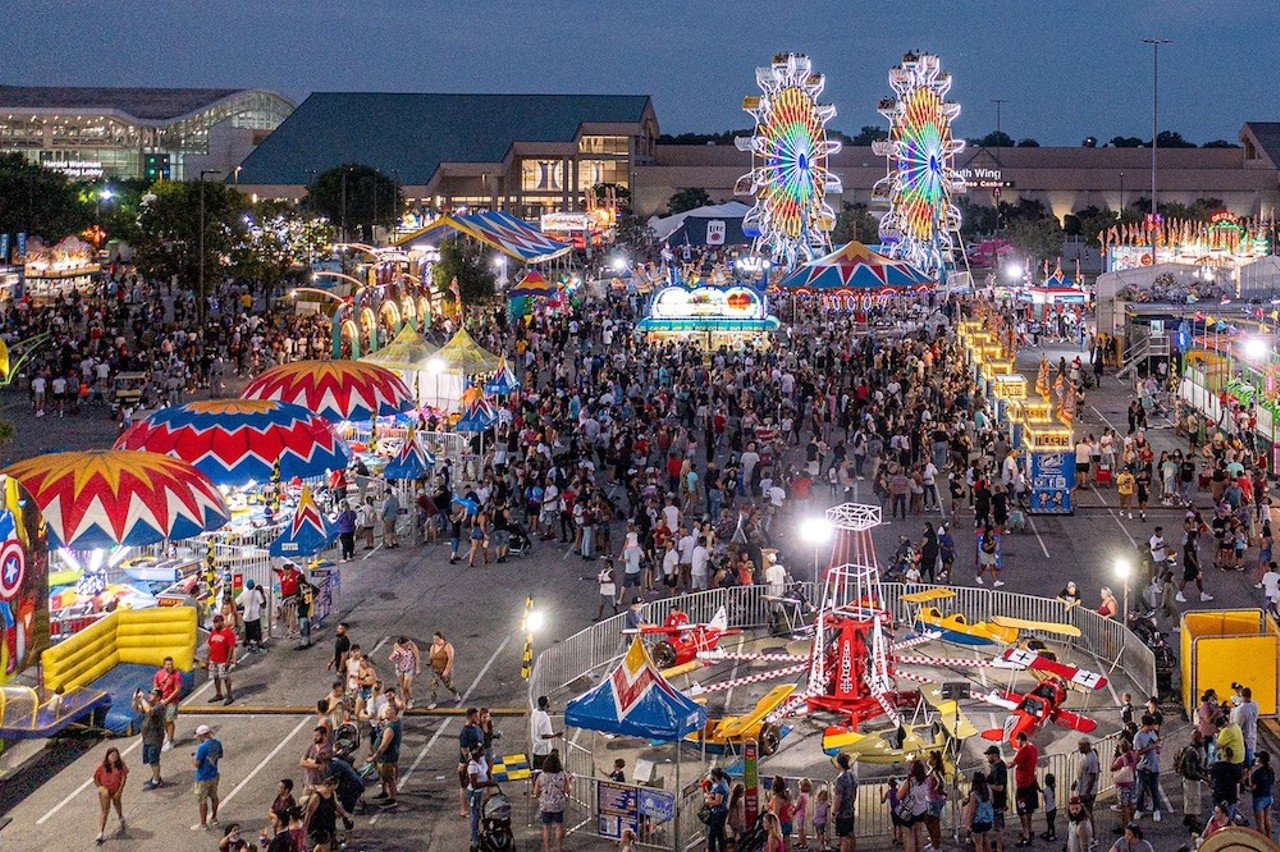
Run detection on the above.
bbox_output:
[1118,172,1125,216]
[991,98,1007,164]
[198,169,222,325]
[1141,37,1172,262]
[1115,559,1131,621]
[799,516,834,585]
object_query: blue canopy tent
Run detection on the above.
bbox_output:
[382,428,435,480]
[269,487,338,557]
[565,637,706,845]
[483,359,521,396]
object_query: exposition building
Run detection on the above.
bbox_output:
[0,85,295,181]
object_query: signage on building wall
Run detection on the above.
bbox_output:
[541,211,590,232]
[957,167,1014,190]
[43,159,105,179]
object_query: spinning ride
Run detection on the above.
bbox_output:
[873,52,966,277]
[734,53,842,271]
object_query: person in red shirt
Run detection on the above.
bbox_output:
[1009,731,1040,847]
[92,746,129,844]
[206,614,237,706]
[274,563,302,636]
[152,656,183,750]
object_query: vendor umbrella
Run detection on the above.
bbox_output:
[507,271,556,300]
[3,450,229,550]
[483,358,521,396]
[241,360,413,422]
[382,428,435,481]
[269,486,337,557]
[115,399,351,488]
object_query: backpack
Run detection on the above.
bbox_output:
[1173,745,1193,779]
[974,796,994,827]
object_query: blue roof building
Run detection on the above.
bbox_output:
[234,92,658,217]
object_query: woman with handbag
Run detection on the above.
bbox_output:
[1111,738,1138,831]
[923,751,949,850]
[897,759,932,852]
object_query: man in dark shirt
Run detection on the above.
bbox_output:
[330,622,351,675]
[986,745,1008,850]
[1210,746,1243,809]
[457,708,485,817]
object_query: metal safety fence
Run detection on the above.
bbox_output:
[525,582,1154,849]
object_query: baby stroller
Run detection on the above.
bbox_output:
[734,814,770,852]
[506,523,532,558]
[333,721,360,762]
[478,791,514,851]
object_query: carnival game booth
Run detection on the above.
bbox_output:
[564,638,703,847]
[638,284,779,351]
[21,235,101,303]
[0,452,224,737]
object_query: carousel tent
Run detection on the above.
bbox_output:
[778,241,935,293]
[564,637,706,740]
[647,201,751,247]
[394,210,570,263]
[359,326,441,407]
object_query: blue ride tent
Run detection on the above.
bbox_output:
[269,486,338,557]
[565,637,705,740]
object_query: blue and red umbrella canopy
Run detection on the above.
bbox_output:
[269,486,337,557]
[382,429,435,481]
[483,358,521,396]
[2,450,229,550]
[115,399,351,488]
[777,241,935,293]
[241,360,413,422]
[455,395,499,434]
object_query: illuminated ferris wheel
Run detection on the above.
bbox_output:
[873,52,966,276]
[734,53,843,270]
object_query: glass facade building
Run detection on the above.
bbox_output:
[0,86,294,181]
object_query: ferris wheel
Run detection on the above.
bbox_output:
[734,53,843,270]
[873,52,966,276]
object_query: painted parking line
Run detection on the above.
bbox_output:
[36,673,233,825]
[189,715,313,830]
[37,739,141,825]
[1026,515,1052,559]
[369,634,512,826]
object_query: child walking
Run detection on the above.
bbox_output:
[1040,772,1058,842]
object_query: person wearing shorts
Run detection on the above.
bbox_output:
[192,725,222,830]
[153,657,183,750]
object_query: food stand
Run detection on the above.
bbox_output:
[638,285,779,350]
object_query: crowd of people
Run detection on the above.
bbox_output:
[40,238,1280,852]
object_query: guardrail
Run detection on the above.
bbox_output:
[526,581,1155,848]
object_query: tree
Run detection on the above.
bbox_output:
[432,237,496,306]
[1155,130,1196,149]
[666,187,711,215]
[229,201,333,295]
[96,178,151,246]
[133,179,248,307]
[1109,136,1146,148]
[1008,216,1065,265]
[657,129,751,145]
[1202,139,1241,149]
[0,153,91,241]
[957,196,1000,239]
[831,203,881,244]
[849,125,888,146]
[1016,138,1041,147]
[304,164,403,242]
[970,131,1015,148]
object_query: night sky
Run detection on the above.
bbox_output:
[5,0,1278,144]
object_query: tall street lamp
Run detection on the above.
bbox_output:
[799,516,834,584]
[1141,37,1172,262]
[198,169,222,325]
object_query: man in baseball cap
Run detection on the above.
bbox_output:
[193,724,223,830]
